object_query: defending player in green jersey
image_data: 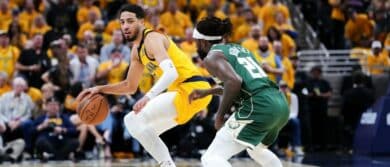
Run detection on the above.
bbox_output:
[189,17,289,167]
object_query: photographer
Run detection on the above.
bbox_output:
[33,96,78,161]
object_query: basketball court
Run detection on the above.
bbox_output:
[0,158,317,167]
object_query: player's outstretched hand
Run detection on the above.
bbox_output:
[76,87,100,102]
[133,96,150,114]
[189,89,209,104]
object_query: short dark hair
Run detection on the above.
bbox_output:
[195,16,232,43]
[311,65,322,73]
[119,4,145,19]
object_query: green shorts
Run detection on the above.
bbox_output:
[225,88,289,149]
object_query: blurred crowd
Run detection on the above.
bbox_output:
[0,0,388,163]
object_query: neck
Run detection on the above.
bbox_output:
[79,57,87,63]
[14,91,21,97]
[133,28,146,46]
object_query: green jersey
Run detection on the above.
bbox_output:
[210,44,289,148]
[210,44,278,99]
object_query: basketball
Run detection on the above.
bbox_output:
[77,93,109,125]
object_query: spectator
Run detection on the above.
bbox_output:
[35,83,59,117]
[329,0,347,49]
[69,43,98,87]
[0,0,12,31]
[99,30,131,63]
[368,0,389,40]
[63,82,107,158]
[45,0,78,38]
[160,1,193,39]
[196,4,227,22]
[307,65,332,151]
[274,41,295,89]
[0,30,20,81]
[259,0,291,35]
[0,71,11,95]
[93,20,111,50]
[76,0,102,25]
[290,55,312,152]
[7,20,28,50]
[273,11,296,38]
[232,8,257,43]
[341,71,374,151]
[77,10,99,41]
[144,12,165,34]
[366,41,389,75]
[138,0,164,15]
[96,48,129,85]
[42,39,73,102]
[33,96,78,161]
[267,26,296,58]
[83,30,100,59]
[104,20,120,36]
[344,9,375,48]
[279,80,304,156]
[241,25,261,54]
[18,0,39,34]
[179,28,197,58]
[253,36,284,83]
[16,33,51,89]
[0,77,35,155]
[29,14,52,38]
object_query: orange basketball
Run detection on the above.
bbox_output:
[77,94,109,125]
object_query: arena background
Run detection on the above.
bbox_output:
[0,0,389,166]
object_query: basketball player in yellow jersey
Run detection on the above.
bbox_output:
[77,4,212,167]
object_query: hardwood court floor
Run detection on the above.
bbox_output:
[0,158,318,167]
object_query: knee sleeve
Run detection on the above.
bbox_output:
[124,112,147,139]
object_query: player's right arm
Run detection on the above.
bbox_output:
[189,86,223,103]
[77,47,144,101]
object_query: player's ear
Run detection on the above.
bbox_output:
[139,18,145,26]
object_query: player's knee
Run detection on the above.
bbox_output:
[124,112,146,138]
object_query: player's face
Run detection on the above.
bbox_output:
[119,11,142,42]
[195,39,210,60]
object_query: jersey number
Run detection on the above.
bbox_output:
[237,57,267,78]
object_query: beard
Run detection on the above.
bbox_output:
[197,49,208,60]
[124,27,139,42]
[259,46,269,52]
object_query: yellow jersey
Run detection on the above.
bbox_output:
[367,52,389,75]
[98,61,129,84]
[0,46,20,80]
[253,51,279,83]
[137,29,211,124]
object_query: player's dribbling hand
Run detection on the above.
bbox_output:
[76,87,100,102]
[189,89,208,104]
[133,96,150,114]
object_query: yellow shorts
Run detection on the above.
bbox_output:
[170,81,212,124]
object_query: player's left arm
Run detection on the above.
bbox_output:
[204,51,242,129]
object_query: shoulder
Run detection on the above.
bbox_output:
[34,115,46,122]
[144,31,166,42]
[87,56,99,63]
